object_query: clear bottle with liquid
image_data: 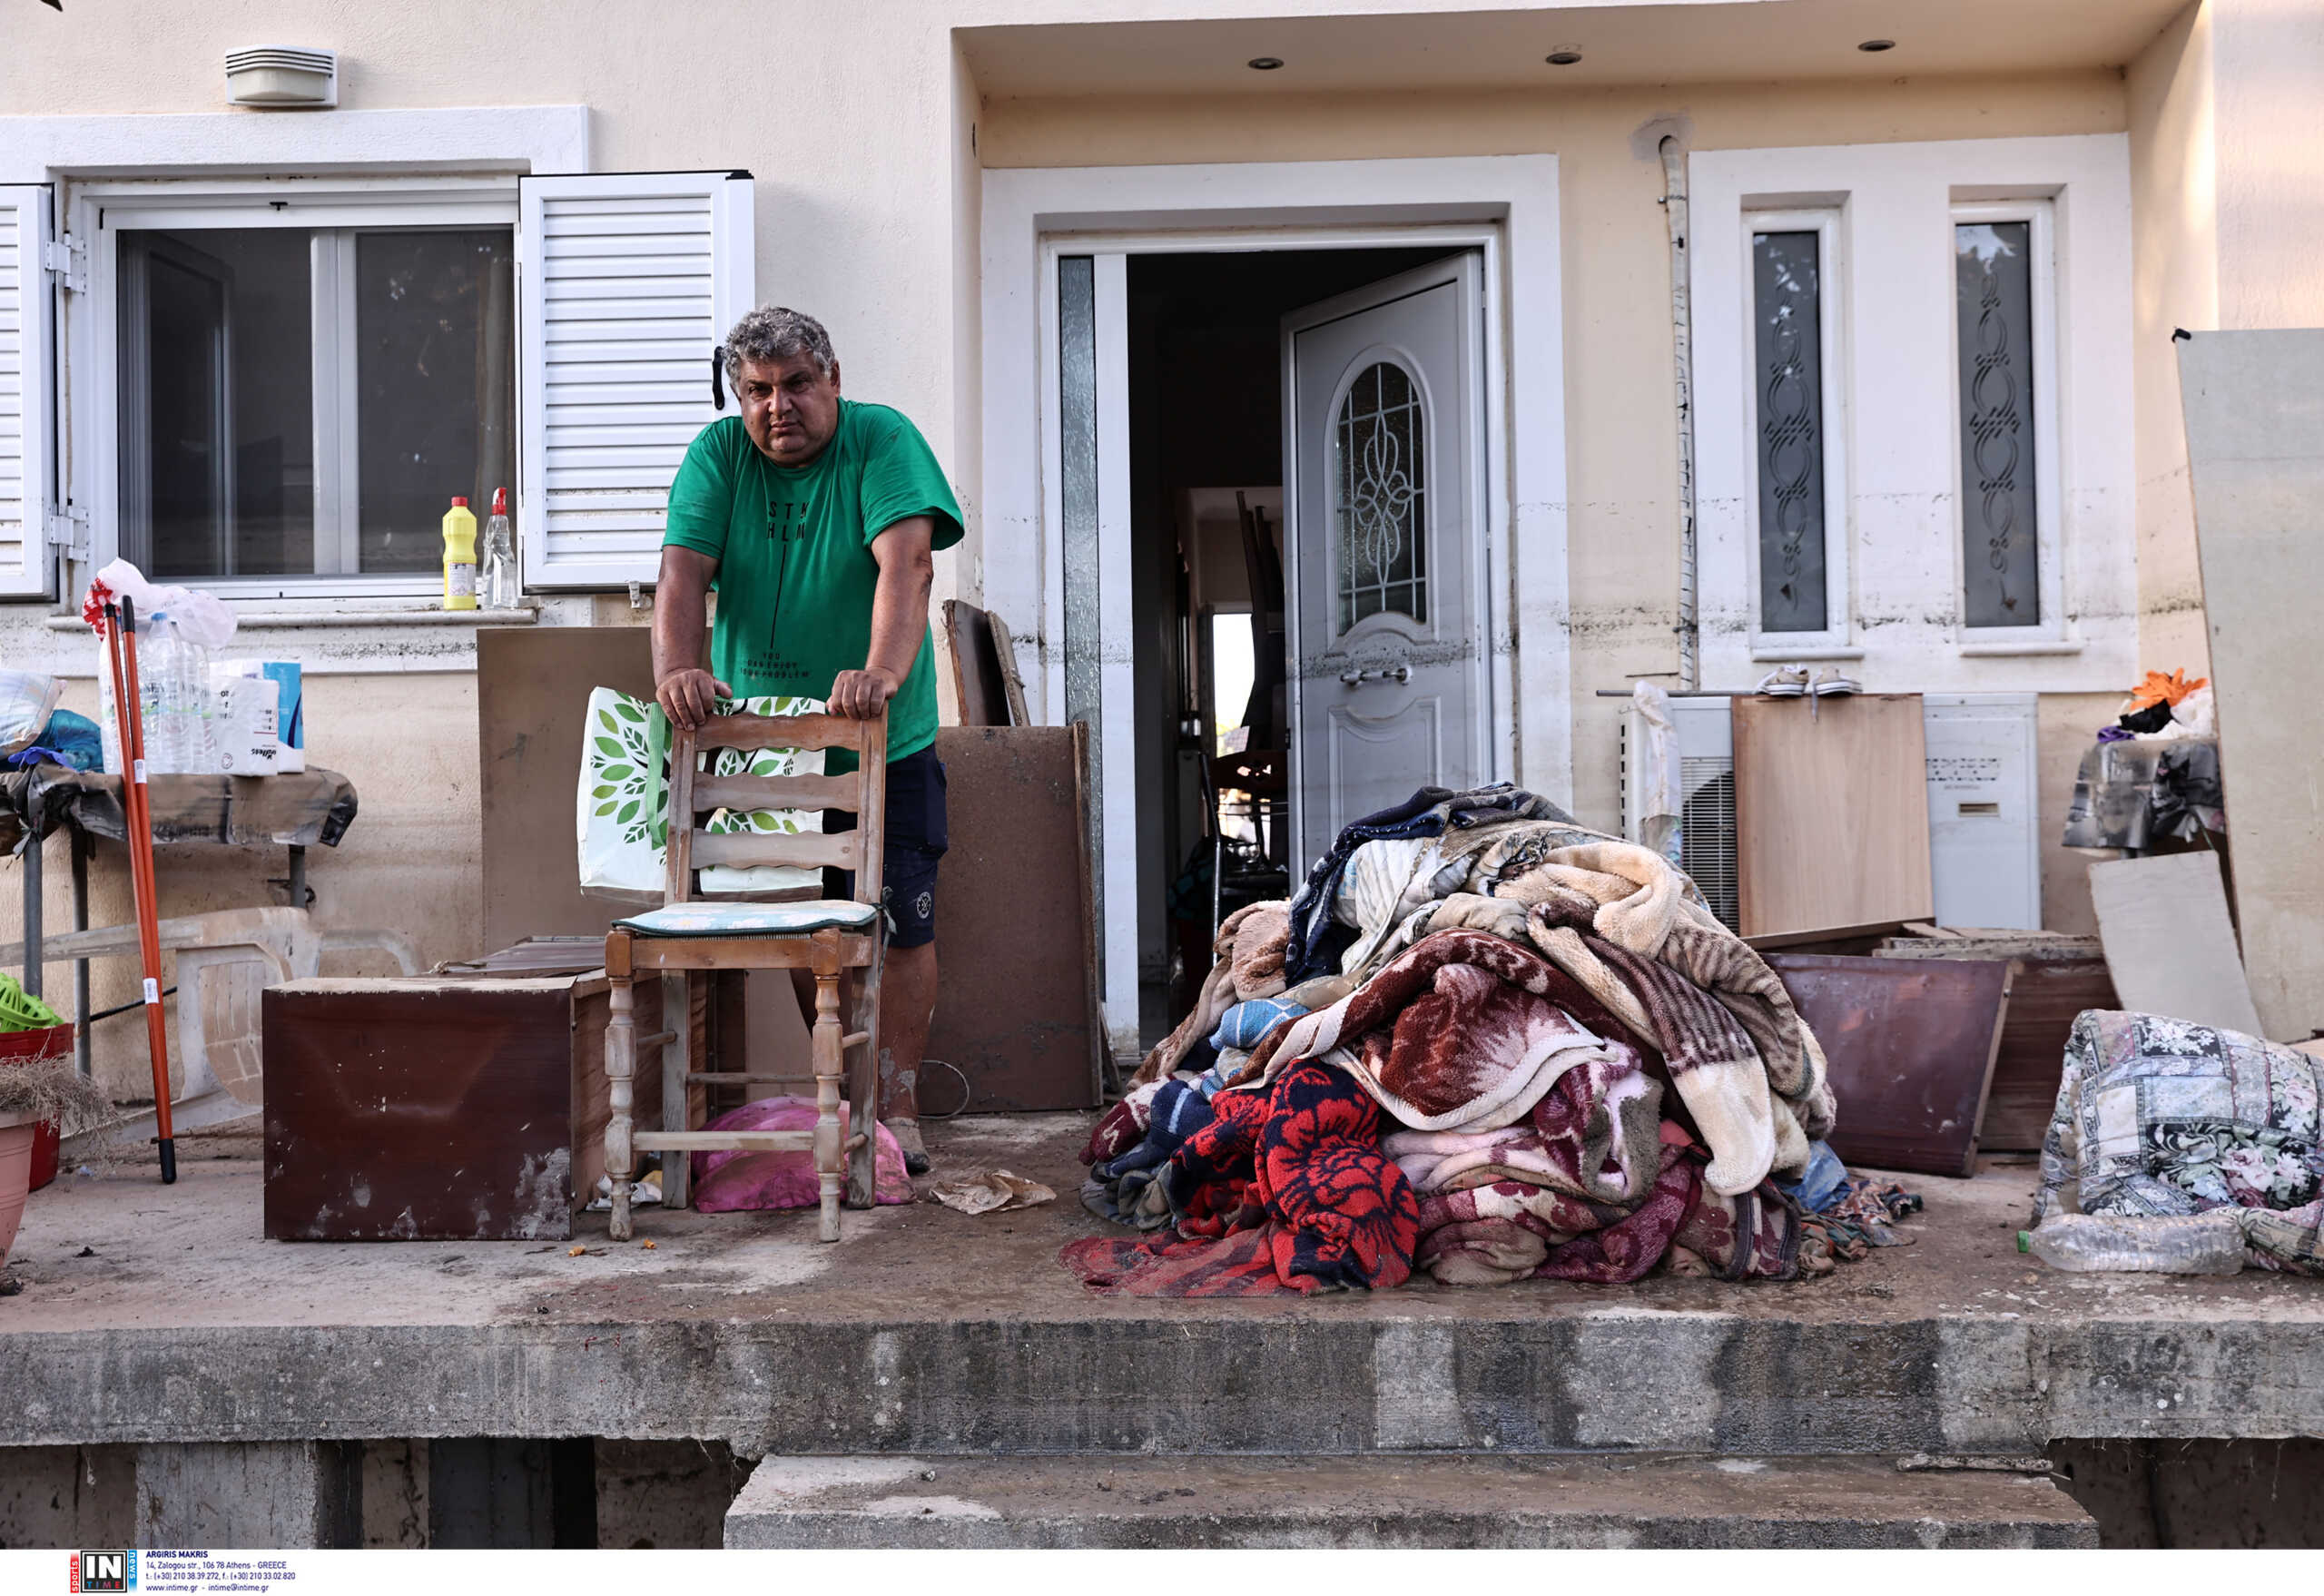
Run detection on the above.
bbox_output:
[481,487,519,610]
[2025,1209,2248,1275]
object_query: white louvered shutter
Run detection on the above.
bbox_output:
[0,186,58,598]
[517,172,755,589]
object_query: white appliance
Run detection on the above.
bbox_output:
[1921,693,2041,931]
[1623,691,2040,933]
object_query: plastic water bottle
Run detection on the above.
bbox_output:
[481,487,519,610]
[2025,1209,2248,1275]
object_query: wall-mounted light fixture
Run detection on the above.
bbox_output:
[1247,56,1285,71]
[1545,46,1583,65]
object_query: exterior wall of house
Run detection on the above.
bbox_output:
[982,73,2131,923]
[5,1,2305,1083]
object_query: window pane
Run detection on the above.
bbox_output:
[1751,231,1827,633]
[1956,221,2039,627]
[1333,360,1426,633]
[357,230,516,574]
[116,229,314,579]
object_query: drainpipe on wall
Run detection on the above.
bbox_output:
[1659,133,1700,691]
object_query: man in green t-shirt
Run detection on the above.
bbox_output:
[655,306,964,1172]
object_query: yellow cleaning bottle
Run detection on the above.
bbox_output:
[441,497,478,611]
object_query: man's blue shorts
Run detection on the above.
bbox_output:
[823,746,947,949]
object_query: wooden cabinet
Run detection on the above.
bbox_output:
[262,953,734,1241]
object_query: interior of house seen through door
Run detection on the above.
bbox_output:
[1124,246,1487,1044]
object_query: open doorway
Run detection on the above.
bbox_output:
[1125,246,1483,1041]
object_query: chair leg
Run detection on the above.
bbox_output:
[606,972,636,1243]
[812,969,844,1244]
[847,950,881,1209]
[661,971,692,1211]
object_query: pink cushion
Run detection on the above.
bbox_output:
[689,1096,913,1210]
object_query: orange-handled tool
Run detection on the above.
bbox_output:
[103,598,176,1184]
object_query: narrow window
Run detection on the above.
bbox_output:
[1955,220,2039,626]
[1750,231,1827,634]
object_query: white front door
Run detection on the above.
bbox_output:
[1283,252,1490,872]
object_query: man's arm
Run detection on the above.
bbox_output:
[828,516,937,719]
[653,545,729,730]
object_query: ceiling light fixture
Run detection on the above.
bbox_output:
[1247,56,1284,71]
[1857,38,1896,52]
[1545,46,1583,65]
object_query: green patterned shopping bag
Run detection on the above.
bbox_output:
[576,687,826,899]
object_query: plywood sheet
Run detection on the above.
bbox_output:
[2177,330,2324,1041]
[942,599,1015,729]
[2088,851,2262,1037]
[1768,953,2011,1177]
[1733,694,1933,940]
[476,627,656,954]
[924,724,1101,1112]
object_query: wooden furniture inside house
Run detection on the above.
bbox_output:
[602,706,890,1244]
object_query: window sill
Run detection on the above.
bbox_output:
[1749,645,1866,663]
[1957,639,2083,657]
[44,606,542,632]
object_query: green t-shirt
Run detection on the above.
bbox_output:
[664,401,964,769]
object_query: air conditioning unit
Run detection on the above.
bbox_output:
[225,47,338,108]
[1622,696,1739,931]
[1622,691,2041,936]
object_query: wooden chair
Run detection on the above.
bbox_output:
[601,705,888,1244]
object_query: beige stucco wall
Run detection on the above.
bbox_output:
[2130,0,2324,683]
[5,1,2292,1092]
[2130,3,2221,679]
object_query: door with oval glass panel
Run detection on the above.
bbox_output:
[1281,251,1490,872]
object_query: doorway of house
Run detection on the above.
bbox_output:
[1125,246,1491,1041]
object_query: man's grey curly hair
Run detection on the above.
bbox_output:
[721,305,836,382]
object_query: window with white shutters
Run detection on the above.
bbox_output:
[517,172,755,590]
[0,184,59,599]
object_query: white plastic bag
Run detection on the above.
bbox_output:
[576,686,828,901]
[0,671,63,756]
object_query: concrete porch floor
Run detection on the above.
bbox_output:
[4,1112,2322,1458]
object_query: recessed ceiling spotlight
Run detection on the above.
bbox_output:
[1857,38,1896,52]
[1247,56,1284,71]
[1545,46,1583,65]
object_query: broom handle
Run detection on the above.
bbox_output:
[109,599,177,1184]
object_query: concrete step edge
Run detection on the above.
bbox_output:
[724,1451,2100,1550]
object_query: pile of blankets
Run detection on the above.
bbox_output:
[1062,783,1891,1296]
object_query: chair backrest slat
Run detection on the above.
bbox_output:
[690,829,859,872]
[691,772,861,814]
[665,707,887,907]
[693,712,871,756]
